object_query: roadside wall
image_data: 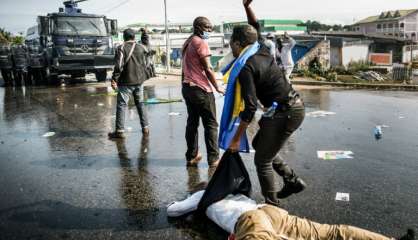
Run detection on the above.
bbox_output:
[342,44,369,66]
[296,40,330,70]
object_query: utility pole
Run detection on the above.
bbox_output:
[164,0,171,72]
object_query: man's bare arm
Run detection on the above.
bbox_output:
[243,0,257,26]
[201,56,224,94]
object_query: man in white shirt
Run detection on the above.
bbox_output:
[167,190,414,240]
[277,32,296,83]
[264,33,277,60]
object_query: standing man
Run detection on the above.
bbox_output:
[108,28,149,139]
[182,17,224,167]
[227,0,306,206]
[264,32,276,60]
[277,32,296,82]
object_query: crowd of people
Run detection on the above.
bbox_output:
[107,0,415,239]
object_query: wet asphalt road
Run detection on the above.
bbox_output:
[0,77,417,240]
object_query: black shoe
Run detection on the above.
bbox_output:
[277,177,307,199]
[108,131,125,139]
[399,229,415,240]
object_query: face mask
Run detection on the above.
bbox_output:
[202,31,210,40]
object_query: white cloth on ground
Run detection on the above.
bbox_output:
[166,190,261,234]
[206,194,259,233]
[166,190,204,217]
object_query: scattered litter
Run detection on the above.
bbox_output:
[43,132,56,137]
[335,192,350,202]
[317,151,353,160]
[145,98,182,104]
[380,125,390,128]
[306,111,336,118]
[74,104,78,109]
[168,112,181,116]
[354,71,386,82]
[399,116,405,119]
[374,126,383,140]
[97,103,105,107]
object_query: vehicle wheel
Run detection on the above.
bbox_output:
[71,71,86,79]
[95,70,107,82]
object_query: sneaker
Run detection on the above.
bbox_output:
[277,177,307,199]
[186,153,202,167]
[399,229,415,240]
[108,131,125,139]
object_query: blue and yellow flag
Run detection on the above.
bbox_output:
[219,42,260,152]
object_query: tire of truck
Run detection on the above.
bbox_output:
[95,70,107,82]
[71,72,86,79]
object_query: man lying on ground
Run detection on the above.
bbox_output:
[167,190,415,240]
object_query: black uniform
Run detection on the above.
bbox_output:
[238,22,305,205]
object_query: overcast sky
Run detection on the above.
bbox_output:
[1,0,417,34]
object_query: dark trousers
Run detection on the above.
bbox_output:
[252,102,305,204]
[116,85,149,131]
[182,84,219,164]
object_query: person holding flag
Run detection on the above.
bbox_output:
[219,0,306,206]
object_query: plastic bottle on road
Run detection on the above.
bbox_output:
[263,102,278,118]
[374,125,383,140]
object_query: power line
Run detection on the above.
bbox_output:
[104,0,132,13]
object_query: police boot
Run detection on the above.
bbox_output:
[274,162,307,199]
[264,191,280,207]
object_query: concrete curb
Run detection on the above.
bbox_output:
[291,80,418,91]
[156,72,418,91]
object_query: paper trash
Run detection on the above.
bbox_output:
[168,112,181,116]
[306,111,336,118]
[335,192,350,202]
[317,151,353,160]
[43,132,56,137]
[97,103,105,107]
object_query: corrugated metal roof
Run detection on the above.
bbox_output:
[354,9,417,25]
[260,19,304,25]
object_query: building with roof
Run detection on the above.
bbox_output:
[223,19,307,35]
[352,9,418,41]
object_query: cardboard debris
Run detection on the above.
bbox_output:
[43,132,56,137]
[306,111,336,118]
[335,192,350,202]
[317,151,353,160]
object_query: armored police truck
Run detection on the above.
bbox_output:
[31,0,117,83]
